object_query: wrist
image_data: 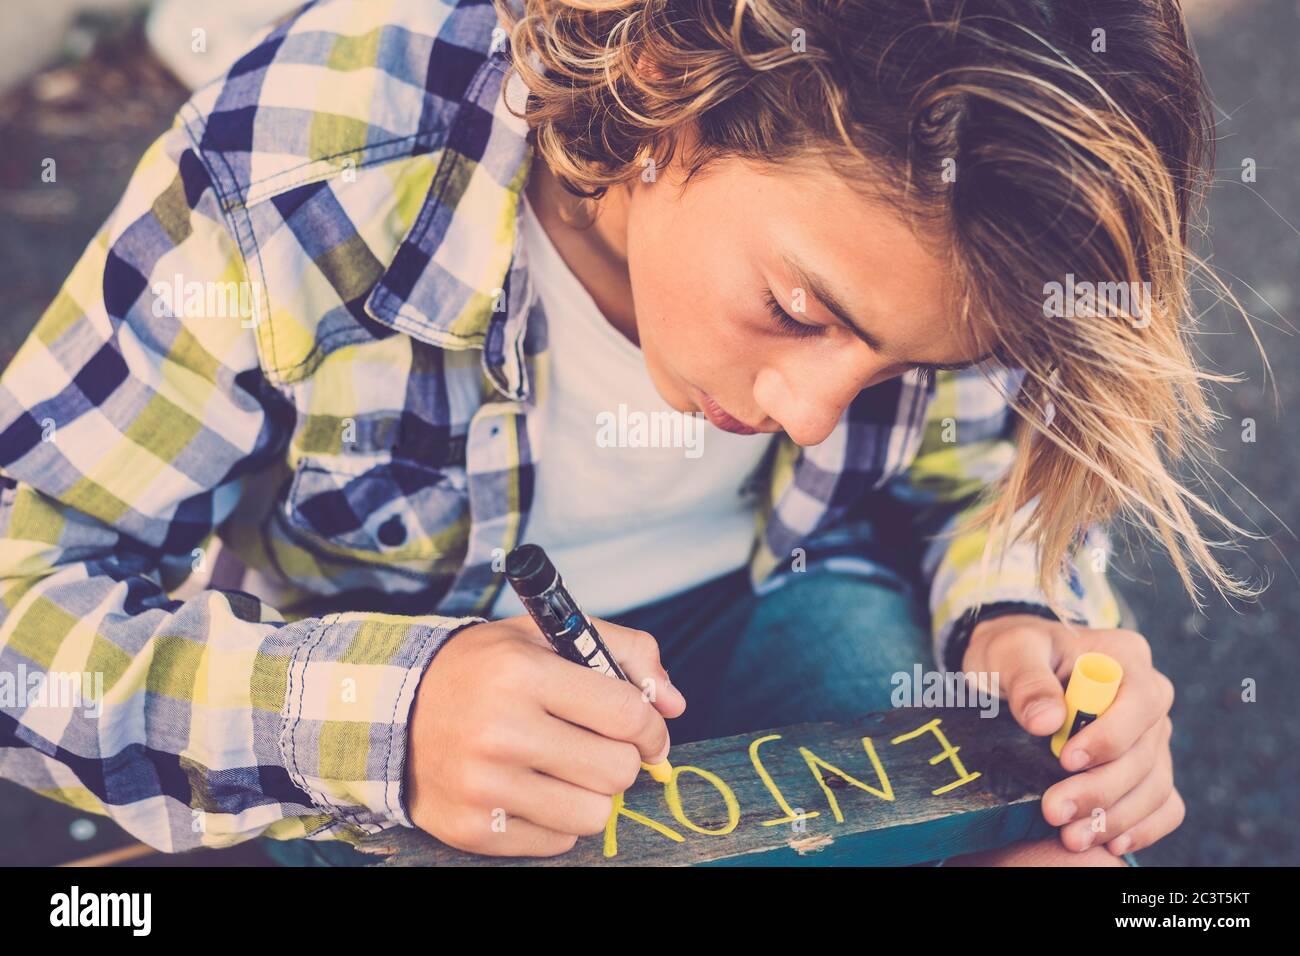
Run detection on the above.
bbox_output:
[944,601,1059,672]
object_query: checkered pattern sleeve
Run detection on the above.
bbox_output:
[0,116,486,852]
[886,369,1122,671]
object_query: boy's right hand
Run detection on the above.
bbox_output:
[403,615,685,856]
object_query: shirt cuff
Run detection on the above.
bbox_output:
[941,600,1061,672]
[262,611,487,833]
[929,528,1121,673]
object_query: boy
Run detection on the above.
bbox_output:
[2,0,1212,865]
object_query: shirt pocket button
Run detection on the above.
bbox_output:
[377,514,408,547]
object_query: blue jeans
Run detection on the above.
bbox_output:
[260,564,1138,866]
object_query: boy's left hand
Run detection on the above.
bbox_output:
[963,615,1184,857]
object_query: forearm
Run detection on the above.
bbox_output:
[0,478,486,850]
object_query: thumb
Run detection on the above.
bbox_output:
[986,625,1067,736]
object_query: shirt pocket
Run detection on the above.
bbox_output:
[282,450,470,567]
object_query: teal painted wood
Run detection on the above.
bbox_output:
[358,707,1068,866]
[699,801,1056,866]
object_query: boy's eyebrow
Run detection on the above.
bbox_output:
[781,252,888,352]
[780,251,993,371]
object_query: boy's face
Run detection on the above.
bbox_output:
[621,132,989,448]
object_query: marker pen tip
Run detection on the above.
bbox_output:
[643,759,673,784]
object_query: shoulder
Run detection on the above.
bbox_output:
[906,367,1025,475]
[157,0,523,385]
[175,0,503,211]
[929,367,1023,424]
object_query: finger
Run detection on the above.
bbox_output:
[977,622,1069,735]
[437,802,579,858]
[1061,747,1174,852]
[501,768,618,837]
[467,700,646,794]
[1057,664,1173,772]
[1104,788,1187,856]
[588,617,687,716]
[527,713,645,795]
[529,648,673,764]
[509,612,686,717]
[1042,717,1167,826]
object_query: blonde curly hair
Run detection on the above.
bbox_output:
[495,0,1261,607]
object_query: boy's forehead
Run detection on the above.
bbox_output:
[656,133,994,366]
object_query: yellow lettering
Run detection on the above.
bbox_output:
[799,739,894,823]
[891,718,982,795]
[603,790,685,858]
[749,734,821,827]
[664,765,740,835]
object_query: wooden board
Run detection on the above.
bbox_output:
[356,707,1067,866]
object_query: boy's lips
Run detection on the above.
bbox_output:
[694,389,760,435]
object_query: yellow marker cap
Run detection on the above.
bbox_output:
[1068,653,1124,714]
[642,759,673,784]
[1051,652,1124,757]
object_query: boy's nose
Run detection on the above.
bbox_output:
[755,370,852,448]
[757,359,901,447]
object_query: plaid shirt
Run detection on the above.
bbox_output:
[0,0,1119,852]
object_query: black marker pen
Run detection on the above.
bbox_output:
[504,543,673,783]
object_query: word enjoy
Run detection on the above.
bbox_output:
[603,717,981,857]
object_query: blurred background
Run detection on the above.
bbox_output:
[0,0,1295,866]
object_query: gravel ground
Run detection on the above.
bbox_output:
[1103,0,1300,866]
[0,2,1295,866]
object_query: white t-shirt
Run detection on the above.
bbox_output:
[490,196,776,619]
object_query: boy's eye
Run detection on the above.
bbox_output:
[763,290,822,339]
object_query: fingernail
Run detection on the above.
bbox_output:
[1058,799,1077,824]
[1025,699,1055,723]
[1064,749,1090,771]
[1077,829,1095,850]
[1111,835,1131,854]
